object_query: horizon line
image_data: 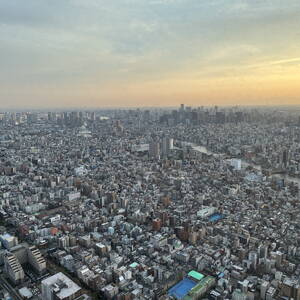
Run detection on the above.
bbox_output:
[1,103,300,112]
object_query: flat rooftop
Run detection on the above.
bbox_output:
[168,278,197,300]
[42,272,81,299]
[188,270,205,281]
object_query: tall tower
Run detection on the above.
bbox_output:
[149,141,160,159]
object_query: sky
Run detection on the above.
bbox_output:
[0,0,300,109]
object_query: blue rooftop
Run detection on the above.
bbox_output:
[168,278,197,300]
[209,213,224,222]
[0,233,12,239]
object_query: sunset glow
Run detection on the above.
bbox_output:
[1,0,300,108]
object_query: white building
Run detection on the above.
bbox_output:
[41,272,82,300]
[230,159,242,170]
[67,192,81,201]
[197,206,216,218]
[0,233,18,250]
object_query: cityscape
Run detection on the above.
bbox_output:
[1,0,300,299]
[0,105,299,300]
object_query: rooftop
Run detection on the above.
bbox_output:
[42,272,81,299]
[188,270,205,281]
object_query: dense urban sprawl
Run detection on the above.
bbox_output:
[0,106,300,300]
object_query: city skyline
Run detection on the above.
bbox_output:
[1,0,300,108]
[0,107,300,300]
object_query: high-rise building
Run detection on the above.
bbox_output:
[27,113,38,123]
[161,137,174,157]
[258,244,268,259]
[149,141,160,159]
[261,281,269,299]
[216,111,226,124]
[248,251,258,270]
[266,287,276,300]
[282,149,289,168]
[232,289,247,300]
[152,218,161,231]
[27,245,47,274]
[4,253,25,284]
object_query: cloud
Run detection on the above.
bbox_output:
[0,0,300,107]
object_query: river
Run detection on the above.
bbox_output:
[190,143,300,185]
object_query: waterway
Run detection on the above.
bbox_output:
[190,143,300,185]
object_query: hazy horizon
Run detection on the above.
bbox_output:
[1,0,300,108]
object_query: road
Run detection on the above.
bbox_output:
[0,274,23,300]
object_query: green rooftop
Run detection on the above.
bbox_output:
[129,262,138,268]
[183,277,216,300]
[188,276,215,296]
[188,270,205,281]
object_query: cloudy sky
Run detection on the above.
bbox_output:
[0,0,300,108]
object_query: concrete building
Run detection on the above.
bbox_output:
[4,253,25,284]
[41,272,82,300]
[149,141,160,159]
[0,234,18,250]
[230,158,242,170]
[27,245,47,274]
[161,137,174,157]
